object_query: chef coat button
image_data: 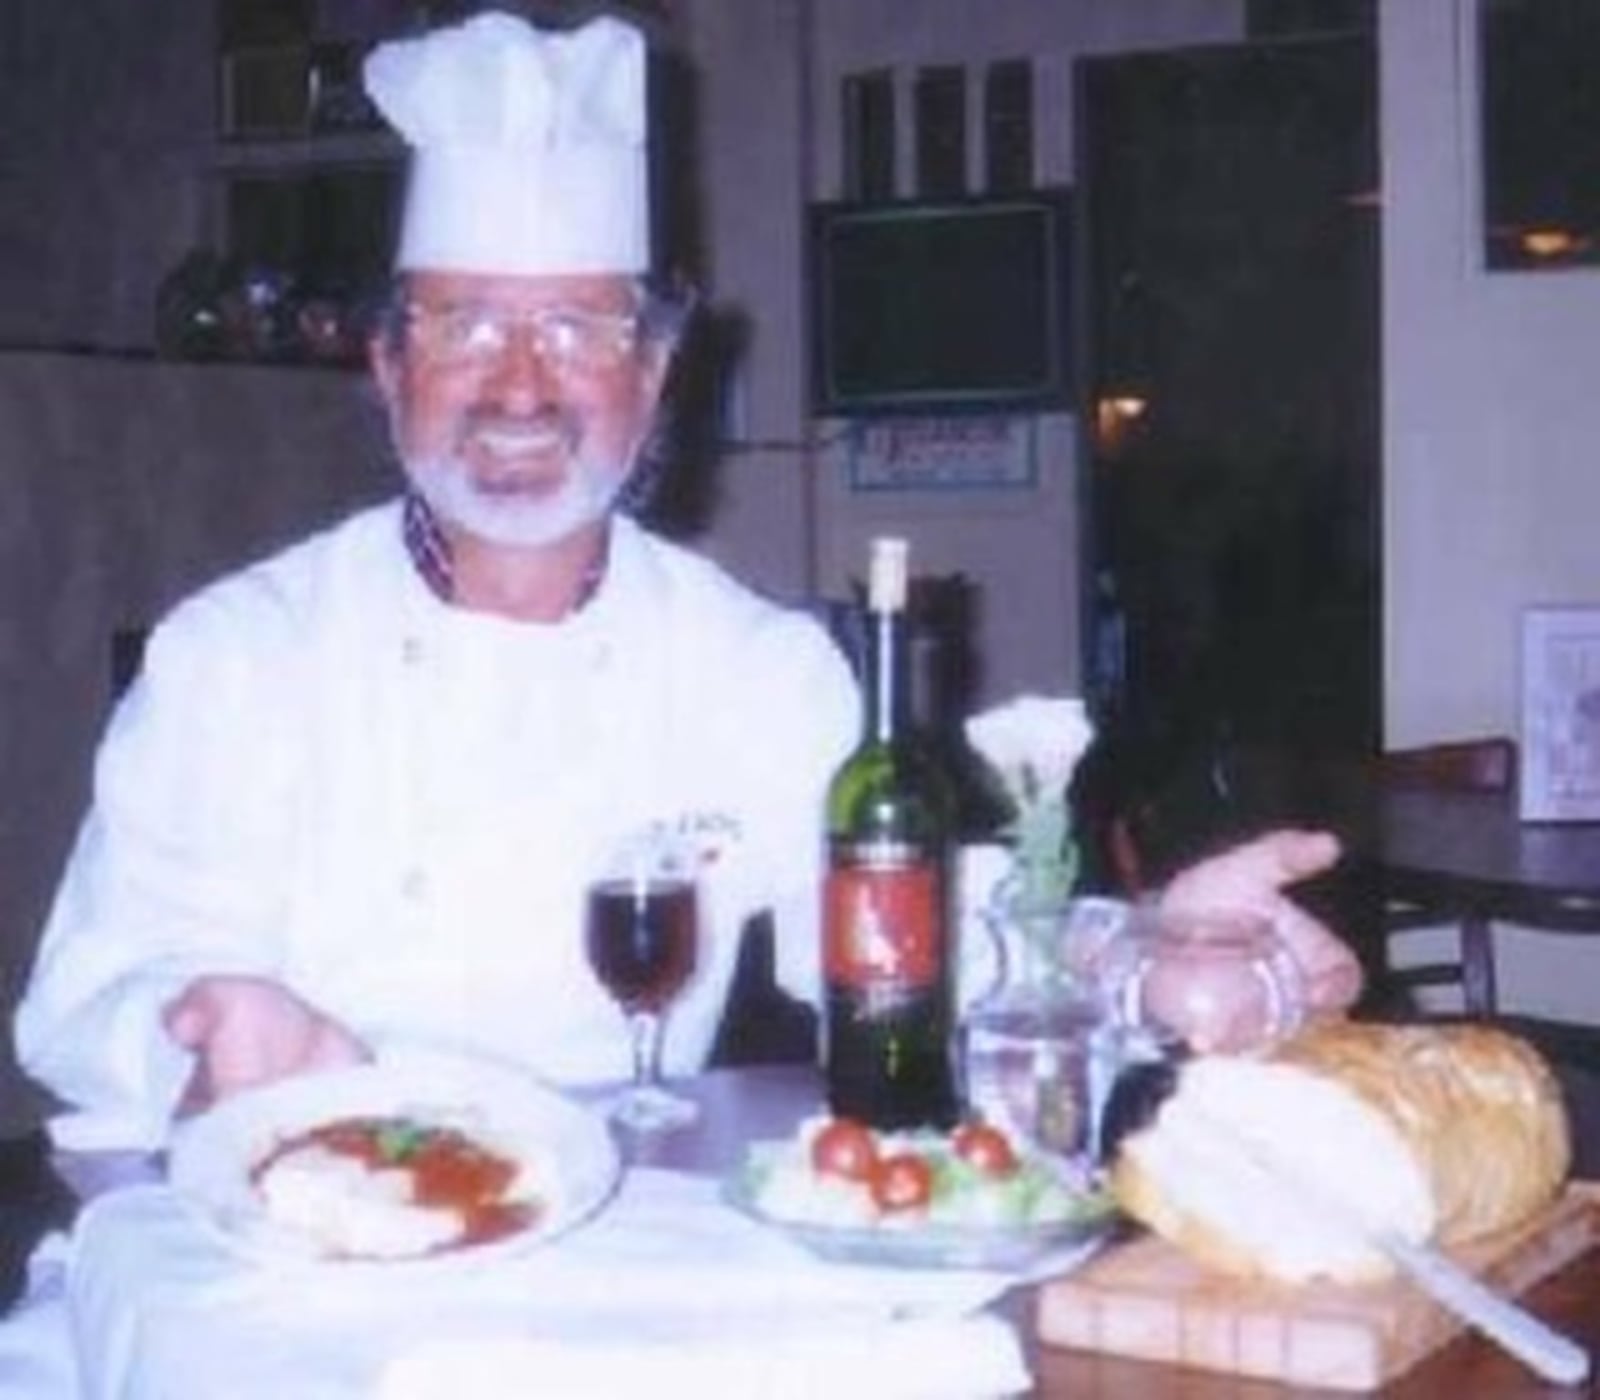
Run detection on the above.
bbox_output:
[401,636,422,666]
[401,868,428,902]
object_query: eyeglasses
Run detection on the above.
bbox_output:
[402,301,643,373]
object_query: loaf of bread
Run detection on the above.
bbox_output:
[1110,1020,1571,1284]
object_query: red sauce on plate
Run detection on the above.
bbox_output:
[251,1115,544,1252]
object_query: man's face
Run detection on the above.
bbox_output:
[371,269,671,549]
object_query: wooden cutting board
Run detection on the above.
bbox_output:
[1035,1182,1599,1392]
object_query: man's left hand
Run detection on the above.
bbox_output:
[1160,828,1363,1014]
[162,974,370,1116]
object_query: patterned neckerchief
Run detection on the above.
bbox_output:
[402,490,455,602]
[400,490,609,614]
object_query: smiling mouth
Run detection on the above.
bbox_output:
[462,418,579,497]
[472,423,571,459]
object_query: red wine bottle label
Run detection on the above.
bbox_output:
[824,864,941,988]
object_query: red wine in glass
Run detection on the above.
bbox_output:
[585,873,700,1132]
[585,877,697,1011]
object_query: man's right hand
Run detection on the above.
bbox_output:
[162,974,370,1116]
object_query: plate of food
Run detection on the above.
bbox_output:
[167,1049,621,1269]
[726,1115,1115,1272]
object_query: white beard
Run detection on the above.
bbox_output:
[385,394,646,548]
[402,450,630,548]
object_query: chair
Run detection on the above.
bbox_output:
[1374,737,1516,1016]
[812,572,980,732]
[1371,737,1600,1174]
[0,1130,76,1312]
[708,913,817,1067]
[1379,736,1517,795]
[110,625,149,703]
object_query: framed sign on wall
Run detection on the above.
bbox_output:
[846,417,1037,493]
[1519,605,1600,821]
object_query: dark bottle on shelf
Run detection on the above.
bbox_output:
[822,536,959,1130]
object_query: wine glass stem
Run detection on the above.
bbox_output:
[628,1008,664,1091]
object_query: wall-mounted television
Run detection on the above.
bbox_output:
[808,188,1073,418]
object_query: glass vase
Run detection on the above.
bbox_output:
[957,890,1128,1165]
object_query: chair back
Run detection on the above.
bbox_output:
[1373,737,1518,1017]
[815,573,978,725]
[1366,736,1600,1140]
[1378,737,1516,794]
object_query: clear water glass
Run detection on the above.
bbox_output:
[1103,903,1307,1055]
[958,896,1132,1167]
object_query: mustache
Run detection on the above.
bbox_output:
[458,406,582,450]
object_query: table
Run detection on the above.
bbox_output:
[1165,755,1600,933]
[1213,763,1600,1019]
[8,1064,1599,1397]
[1353,789,1600,1016]
[1366,788,1600,929]
[634,1066,1600,1397]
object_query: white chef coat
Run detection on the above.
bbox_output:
[14,503,859,1150]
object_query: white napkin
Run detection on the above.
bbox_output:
[67,1171,1042,1400]
[381,1315,1024,1400]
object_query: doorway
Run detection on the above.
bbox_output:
[1076,34,1380,865]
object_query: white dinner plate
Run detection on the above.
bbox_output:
[167,1048,621,1270]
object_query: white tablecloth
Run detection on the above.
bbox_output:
[6,1169,1064,1399]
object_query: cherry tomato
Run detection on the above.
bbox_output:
[869,1151,934,1213]
[952,1121,1020,1176]
[810,1118,879,1182]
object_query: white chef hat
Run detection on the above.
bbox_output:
[363,12,648,277]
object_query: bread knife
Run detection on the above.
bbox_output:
[1190,1109,1591,1387]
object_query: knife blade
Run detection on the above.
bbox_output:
[1190,1107,1591,1388]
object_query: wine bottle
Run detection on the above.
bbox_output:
[822,536,959,1130]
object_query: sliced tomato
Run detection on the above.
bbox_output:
[869,1151,934,1213]
[809,1118,879,1182]
[951,1121,1020,1176]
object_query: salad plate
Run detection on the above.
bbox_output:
[724,1175,1112,1272]
[167,1047,621,1271]
[725,1123,1116,1273]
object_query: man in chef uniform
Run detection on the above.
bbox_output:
[14,13,857,1149]
[13,13,1362,1155]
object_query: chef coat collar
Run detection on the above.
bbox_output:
[399,489,609,618]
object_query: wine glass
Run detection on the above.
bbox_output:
[1102,904,1307,1056]
[585,830,701,1132]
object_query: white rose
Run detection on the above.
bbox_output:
[964,695,1095,800]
